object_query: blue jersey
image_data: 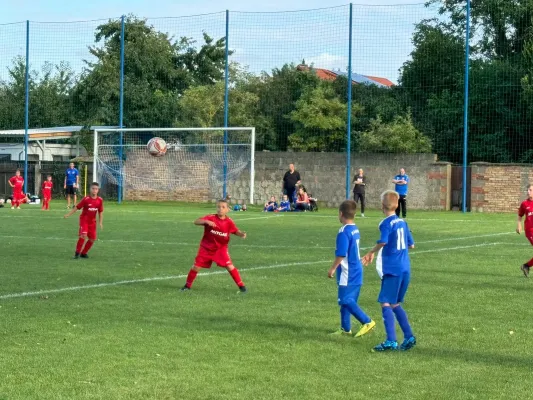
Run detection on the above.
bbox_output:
[377,215,414,276]
[394,174,409,195]
[335,224,363,286]
[279,200,291,211]
[65,168,79,186]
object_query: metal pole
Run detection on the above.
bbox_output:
[118,15,125,203]
[223,9,230,199]
[24,20,30,194]
[345,4,353,200]
[462,0,471,213]
[250,128,255,204]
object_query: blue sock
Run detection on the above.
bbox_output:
[393,305,413,339]
[345,301,371,325]
[382,306,397,342]
[340,305,351,332]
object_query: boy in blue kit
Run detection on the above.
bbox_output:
[362,190,416,351]
[277,195,291,212]
[328,200,375,337]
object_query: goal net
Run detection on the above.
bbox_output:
[93,127,255,203]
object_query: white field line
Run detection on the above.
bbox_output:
[0,242,503,301]
[0,231,515,250]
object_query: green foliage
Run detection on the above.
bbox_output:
[359,113,432,154]
[288,83,353,152]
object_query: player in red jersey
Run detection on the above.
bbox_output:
[181,199,248,293]
[41,175,53,211]
[517,184,533,277]
[8,169,25,209]
[64,182,104,259]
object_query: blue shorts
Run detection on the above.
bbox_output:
[378,272,410,304]
[338,284,361,306]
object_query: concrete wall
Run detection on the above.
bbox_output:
[224,152,451,210]
[470,162,533,213]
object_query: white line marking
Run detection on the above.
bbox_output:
[0,260,328,300]
[0,242,504,301]
[0,231,515,250]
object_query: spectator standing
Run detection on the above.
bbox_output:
[64,162,80,209]
[352,168,367,217]
[392,168,409,218]
[282,163,301,204]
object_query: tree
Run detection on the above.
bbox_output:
[359,114,432,154]
[72,16,228,128]
[288,83,360,152]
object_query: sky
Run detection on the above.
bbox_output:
[0,0,439,84]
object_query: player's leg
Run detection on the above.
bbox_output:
[373,276,400,351]
[75,223,89,258]
[392,272,415,350]
[521,234,533,277]
[342,285,375,337]
[181,251,212,290]
[332,286,353,334]
[225,264,246,293]
[80,225,97,258]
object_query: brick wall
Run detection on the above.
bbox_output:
[470,162,533,213]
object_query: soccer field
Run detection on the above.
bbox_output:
[0,204,531,399]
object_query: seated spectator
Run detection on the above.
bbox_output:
[277,195,291,212]
[264,196,278,212]
[294,188,310,211]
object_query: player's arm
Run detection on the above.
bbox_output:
[64,207,78,218]
[362,225,389,266]
[76,172,80,188]
[98,210,104,229]
[329,233,348,278]
[194,217,216,227]
[8,179,14,188]
[517,214,524,234]
[235,229,246,239]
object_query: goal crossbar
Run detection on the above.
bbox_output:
[93,127,256,204]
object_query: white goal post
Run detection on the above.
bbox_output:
[93,127,256,203]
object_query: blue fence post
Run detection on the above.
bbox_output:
[462,0,471,213]
[345,4,353,200]
[223,9,230,199]
[23,20,30,194]
[118,15,125,203]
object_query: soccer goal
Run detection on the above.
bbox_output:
[93,127,255,204]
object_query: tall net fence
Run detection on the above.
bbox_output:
[0,3,530,207]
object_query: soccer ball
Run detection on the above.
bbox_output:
[147,137,167,157]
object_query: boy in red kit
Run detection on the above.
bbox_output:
[8,169,24,209]
[41,175,53,211]
[517,184,533,277]
[181,199,248,293]
[64,182,104,259]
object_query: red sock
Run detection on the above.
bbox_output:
[76,238,85,253]
[527,257,533,267]
[185,269,198,288]
[229,268,244,287]
[81,240,94,255]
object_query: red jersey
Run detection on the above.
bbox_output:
[519,199,533,230]
[9,176,24,192]
[76,196,104,223]
[199,214,238,251]
[42,181,53,195]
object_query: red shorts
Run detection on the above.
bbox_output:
[79,220,97,240]
[13,190,24,201]
[194,247,232,268]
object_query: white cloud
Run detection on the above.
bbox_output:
[306,53,348,71]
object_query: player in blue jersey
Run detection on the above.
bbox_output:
[362,190,416,351]
[392,168,409,218]
[328,200,375,337]
[263,196,278,212]
[64,162,80,209]
[277,195,291,212]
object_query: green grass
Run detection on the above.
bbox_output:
[0,203,531,399]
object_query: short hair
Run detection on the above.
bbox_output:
[217,199,229,206]
[15,169,20,173]
[528,184,533,189]
[339,200,357,219]
[47,174,52,178]
[91,182,99,187]
[381,190,399,211]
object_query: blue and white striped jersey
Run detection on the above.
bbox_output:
[335,224,363,286]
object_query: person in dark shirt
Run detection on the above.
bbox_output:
[353,168,367,217]
[282,163,301,204]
